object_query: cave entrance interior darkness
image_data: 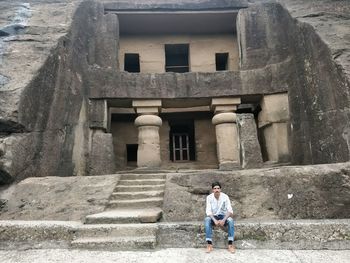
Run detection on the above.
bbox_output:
[165,44,189,73]
[216,52,229,71]
[124,53,140,72]
[126,144,138,164]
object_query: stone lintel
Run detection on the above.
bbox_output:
[110,107,135,114]
[162,106,210,113]
[132,99,162,114]
[132,99,162,108]
[211,97,241,112]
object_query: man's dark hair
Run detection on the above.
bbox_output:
[211,181,221,189]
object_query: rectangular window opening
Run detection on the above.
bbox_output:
[216,53,229,71]
[124,53,140,73]
[165,44,189,73]
[126,144,138,163]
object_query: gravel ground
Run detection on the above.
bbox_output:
[0,248,350,263]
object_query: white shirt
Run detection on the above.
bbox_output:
[206,192,233,216]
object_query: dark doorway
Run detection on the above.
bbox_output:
[124,53,140,72]
[169,120,195,162]
[165,44,189,73]
[216,53,229,71]
[126,144,138,163]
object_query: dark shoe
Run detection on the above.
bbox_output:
[205,244,213,253]
[228,244,236,254]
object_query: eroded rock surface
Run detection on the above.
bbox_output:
[162,162,350,221]
[0,0,118,183]
[275,0,350,79]
[0,1,79,121]
[0,174,119,220]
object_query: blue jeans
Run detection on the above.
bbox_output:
[204,215,235,242]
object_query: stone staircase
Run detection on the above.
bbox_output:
[70,223,158,250]
[71,173,166,250]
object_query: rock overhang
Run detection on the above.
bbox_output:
[104,0,248,35]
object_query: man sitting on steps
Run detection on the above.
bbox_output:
[204,181,235,253]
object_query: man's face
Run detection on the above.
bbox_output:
[212,186,221,196]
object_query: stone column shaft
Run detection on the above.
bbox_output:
[212,112,239,170]
[133,100,162,168]
[211,97,241,170]
[134,113,162,168]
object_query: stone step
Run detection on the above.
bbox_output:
[107,197,163,209]
[110,190,164,200]
[115,184,165,192]
[117,179,166,186]
[76,223,157,237]
[84,208,163,224]
[71,236,156,250]
[121,173,166,180]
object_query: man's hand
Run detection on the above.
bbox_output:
[218,220,226,227]
[213,219,220,226]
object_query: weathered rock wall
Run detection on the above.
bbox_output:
[274,0,350,80]
[0,0,119,183]
[237,3,350,165]
[162,162,350,221]
[290,21,350,164]
[0,0,80,183]
[0,0,79,125]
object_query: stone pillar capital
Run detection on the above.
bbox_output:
[135,115,162,127]
[212,112,237,125]
[132,99,162,115]
[211,97,241,113]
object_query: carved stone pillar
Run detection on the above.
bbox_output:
[133,100,162,168]
[211,98,241,170]
[258,93,290,163]
[89,99,116,175]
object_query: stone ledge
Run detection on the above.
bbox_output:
[87,67,291,99]
[0,219,349,250]
[0,220,80,249]
[104,1,249,11]
[157,219,350,250]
